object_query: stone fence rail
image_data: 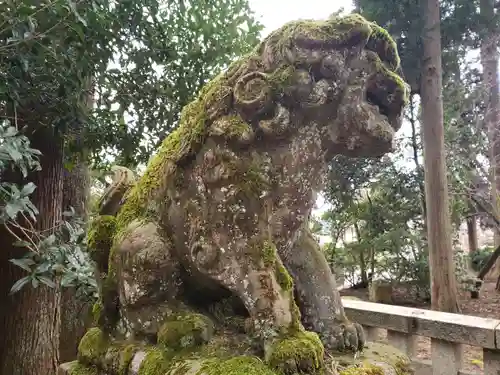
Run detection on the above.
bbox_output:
[342,298,500,375]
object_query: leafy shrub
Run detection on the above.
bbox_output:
[469,246,494,272]
[0,120,97,300]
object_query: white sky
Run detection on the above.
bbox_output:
[249,0,354,37]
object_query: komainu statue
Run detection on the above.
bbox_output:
[63,13,412,375]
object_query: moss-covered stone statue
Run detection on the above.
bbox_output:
[63,13,411,375]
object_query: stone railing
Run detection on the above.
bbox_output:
[342,298,500,375]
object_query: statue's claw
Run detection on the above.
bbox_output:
[320,320,366,353]
[265,331,325,375]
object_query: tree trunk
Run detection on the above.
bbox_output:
[479,0,500,284]
[59,73,95,362]
[0,130,65,375]
[466,215,478,254]
[59,161,93,363]
[420,0,460,313]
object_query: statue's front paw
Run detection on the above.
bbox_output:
[265,331,324,374]
[321,320,365,353]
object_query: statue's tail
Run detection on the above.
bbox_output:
[89,165,136,334]
[97,165,136,216]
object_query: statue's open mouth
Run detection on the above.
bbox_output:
[366,91,391,118]
[364,76,405,131]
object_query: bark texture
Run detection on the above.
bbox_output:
[0,130,65,375]
[479,0,500,283]
[420,0,460,313]
[59,160,93,363]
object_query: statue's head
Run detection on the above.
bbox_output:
[222,14,408,159]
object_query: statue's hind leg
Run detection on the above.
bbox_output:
[183,229,325,374]
[283,227,365,353]
[106,220,197,342]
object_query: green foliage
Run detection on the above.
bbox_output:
[1,0,263,168]
[470,246,494,272]
[0,120,97,298]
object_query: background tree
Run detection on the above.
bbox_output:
[479,0,500,284]
[420,0,460,313]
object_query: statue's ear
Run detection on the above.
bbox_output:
[321,14,373,50]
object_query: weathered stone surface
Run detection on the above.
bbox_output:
[343,298,500,349]
[75,13,408,375]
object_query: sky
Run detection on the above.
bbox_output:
[249,0,354,38]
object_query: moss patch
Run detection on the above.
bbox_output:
[200,356,279,375]
[266,331,324,374]
[91,300,103,326]
[119,344,137,374]
[77,327,109,365]
[334,342,412,375]
[274,261,293,292]
[259,14,372,61]
[261,240,277,267]
[66,361,99,375]
[138,348,171,375]
[157,312,214,350]
[210,113,253,141]
[251,239,292,293]
[87,215,117,269]
[340,363,385,375]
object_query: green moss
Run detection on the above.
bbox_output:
[200,356,279,375]
[87,215,117,268]
[210,113,253,140]
[138,348,171,375]
[115,101,205,234]
[261,240,277,267]
[274,261,293,292]
[66,361,99,375]
[119,344,138,374]
[157,312,214,350]
[334,342,412,375]
[340,363,385,375]
[288,299,303,333]
[259,13,406,103]
[266,331,324,374]
[77,327,109,365]
[269,65,296,95]
[91,300,103,326]
[250,239,292,293]
[260,14,372,61]
[366,22,399,70]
